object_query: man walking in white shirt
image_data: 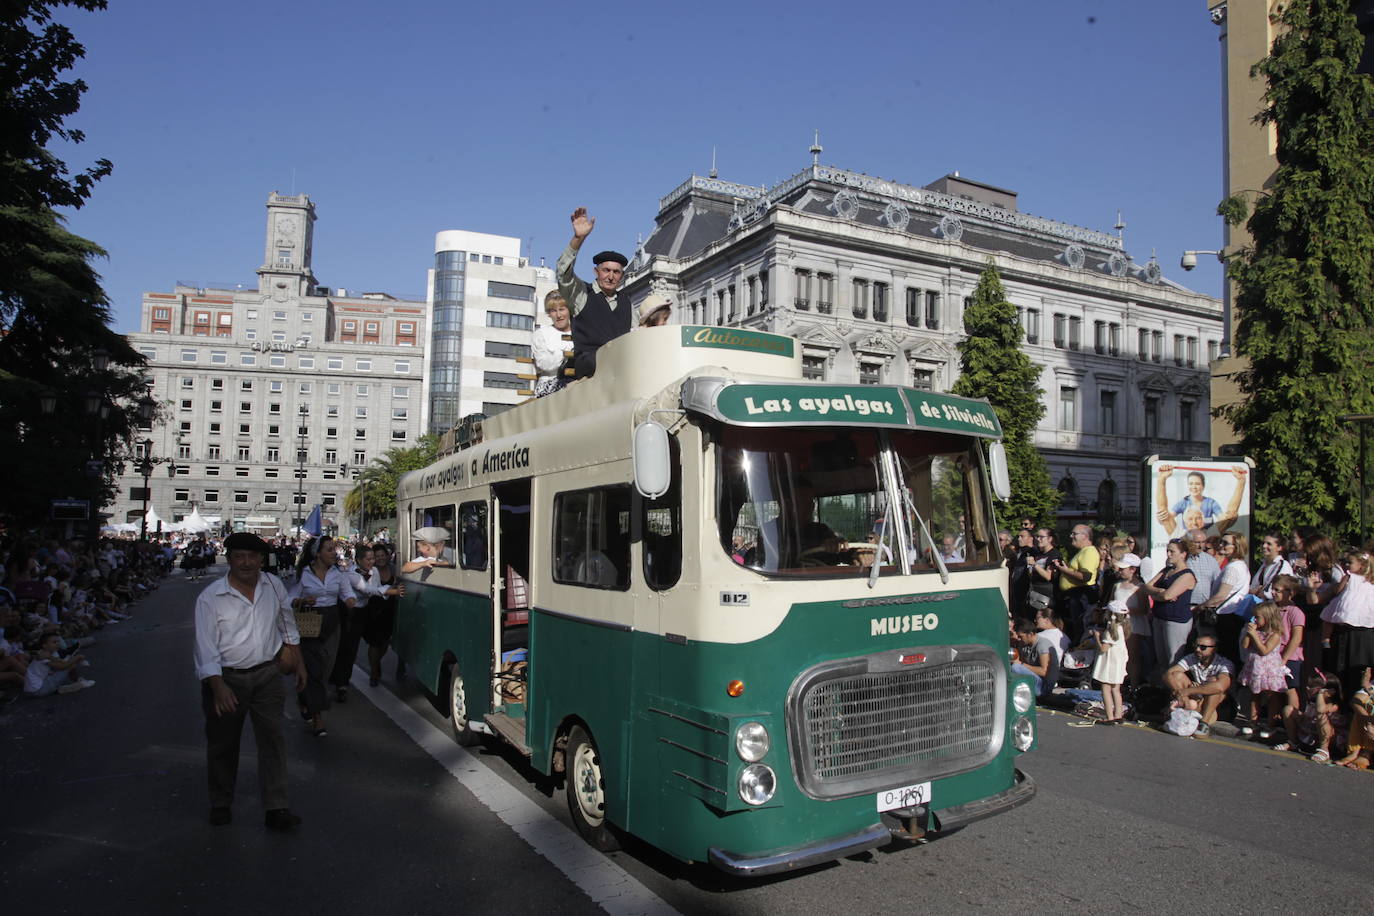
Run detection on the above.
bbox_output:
[193,532,306,830]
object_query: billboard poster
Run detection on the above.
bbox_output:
[1142,455,1256,577]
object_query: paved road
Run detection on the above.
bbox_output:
[3,568,1370,914]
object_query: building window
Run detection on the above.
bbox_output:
[1152,331,1164,363]
[234,491,249,504]
[484,371,523,390]
[924,291,939,329]
[1138,329,1150,361]
[263,492,278,505]
[210,351,227,365]
[207,445,221,460]
[1144,395,1160,438]
[1094,320,1107,354]
[326,405,339,418]
[1174,334,1185,365]
[794,269,811,310]
[205,466,220,477]
[486,312,534,331]
[1068,316,1081,350]
[356,359,372,372]
[905,288,920,327]
[1180,400,1195,441]
[353,450,366,465]
[264,468,278,478]
[393,385,409,399]
[393,360,411,374]
[354,428,367,440]
[1059,386,1077,430]
[391,429,407,441]
[858,362,881,385]
[174,488,190,502]
[180,399,193,411]
[1186,336,1198,368]
[817,273,834,314]
[153,307,170,320]
[177,444,191,459]
[801,354,826,381]
[327,357,342,371]
[179,421,193,434]
[300,383,312,394]
[488,281,535,301]
[298,356,315,369]
[326,427,338,439]
[181,349,197,363]
[266,447,280,462]
[355,406,368,419]
[1023,308,1040,344]
[392,407,408,420]
[322,493,336,507]
[851,279,868,320]
[912,367,935,391]
[237,446,251,461]
[181,377,195,389]
[485,341,531,360]
[234,466,249,477]
[1054,314,1067,349]
[1109,323,1121,357]
[1207,340,1219,362]
[203,490,218,503]
[746,276,757,315]
[1099,390,1117,435]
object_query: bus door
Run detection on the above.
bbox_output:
[492,481,532,724]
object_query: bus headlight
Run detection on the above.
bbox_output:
[1012,681,1034,714]
[1013,715,1034,752]
[735,721,770,762]
[738,764,776,806]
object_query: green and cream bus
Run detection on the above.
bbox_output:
[393,324,1036,876]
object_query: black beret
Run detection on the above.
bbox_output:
[223,532,270,555]
[591,250,628,268]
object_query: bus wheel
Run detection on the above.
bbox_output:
[565,725,619,851]
[447,664,481,747]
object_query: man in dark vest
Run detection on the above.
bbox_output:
[556,206,632,379]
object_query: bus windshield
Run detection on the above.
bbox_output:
[716,425,996,577]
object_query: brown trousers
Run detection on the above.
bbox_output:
[202,662,289,810]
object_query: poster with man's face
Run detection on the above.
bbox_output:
[1142,456,1255,577]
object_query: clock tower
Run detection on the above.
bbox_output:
[257,191,318,298]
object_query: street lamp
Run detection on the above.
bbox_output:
[1341,414,1374,542]
[1181,249,1231,357]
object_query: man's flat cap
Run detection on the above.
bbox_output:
[223,532,270,555]
[592,250,628,268]
[413,526,451,543]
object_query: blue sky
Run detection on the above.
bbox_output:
[55,0,1230,333]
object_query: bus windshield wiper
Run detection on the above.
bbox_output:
[902,486,949,585]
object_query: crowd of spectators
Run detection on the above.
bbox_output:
[1005,522,1374,769]
[0,535,172,701]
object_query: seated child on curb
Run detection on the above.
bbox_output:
[22,633,92,697]
[1335,667,1374,770]
[1298,669,1344,763]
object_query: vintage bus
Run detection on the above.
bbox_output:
[393,324,1036,876]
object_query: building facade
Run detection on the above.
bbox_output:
[115,192,428,537]
[426,230,556,432]
[623,163,1224,533]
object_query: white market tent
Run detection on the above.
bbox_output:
[180,506,212,533]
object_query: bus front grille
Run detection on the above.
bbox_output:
[787,647,1003,799]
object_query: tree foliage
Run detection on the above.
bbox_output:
[344,435,442,534]
[0,1,147,530]
[951,262,1059,527]
[1219,0,1374,539]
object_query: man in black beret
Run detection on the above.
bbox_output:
[556,206,632,379]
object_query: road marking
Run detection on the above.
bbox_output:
[353,669,679,916]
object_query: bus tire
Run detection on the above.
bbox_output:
[565,725,619,851]
[447,663,482,747]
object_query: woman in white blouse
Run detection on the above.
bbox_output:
[1198,532,1252,667]
[290,537,357,737]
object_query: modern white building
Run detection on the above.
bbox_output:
[425,230,556,432]
[116,192,428,537]
[623,162,1224,533]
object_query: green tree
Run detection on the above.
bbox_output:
[344,435,442,534]
[951,262,1059,527]
[1,1,148,530]
[1219,0,1374,538]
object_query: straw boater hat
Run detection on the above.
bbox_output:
[412,526,450,544]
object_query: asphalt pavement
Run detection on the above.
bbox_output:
[3,566,1371,915]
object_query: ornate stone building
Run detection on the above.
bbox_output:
[622,162,1223,532]
[116,192,428,537]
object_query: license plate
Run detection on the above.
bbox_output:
[877,781,931,812]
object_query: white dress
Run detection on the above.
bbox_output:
[532,324,568,396]
[1091,623,1128,685]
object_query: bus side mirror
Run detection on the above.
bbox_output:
[633,421,671,499]
[988,441,1012,502]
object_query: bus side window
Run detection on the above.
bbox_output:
[643,435,681,590]
[459,501,488,570]
[553,487,631,591]
[415,504,456,564]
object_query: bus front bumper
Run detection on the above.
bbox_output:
[707,769,1036,878]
